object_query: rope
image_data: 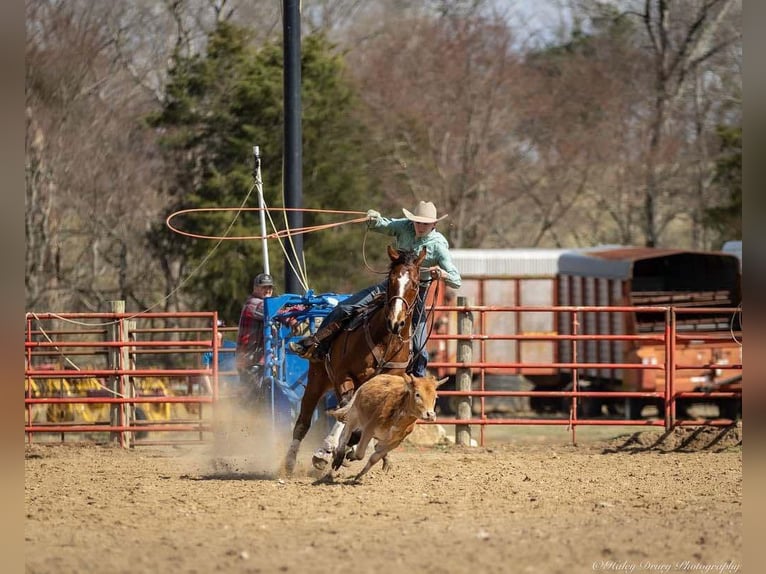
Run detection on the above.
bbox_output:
[275,155,308,291]
[165,207,368,241]
[28,169,368,373]
[29,181,263,330]
[166,205,369,294]
[361,227,390,276]
[27,313,82,371]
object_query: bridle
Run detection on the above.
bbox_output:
[384,264,420,334]
[364,266,419,372]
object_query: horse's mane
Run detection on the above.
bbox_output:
[390,249,420,269]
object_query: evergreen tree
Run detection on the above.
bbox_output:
[149,23,377,322]
[704,125,742,245]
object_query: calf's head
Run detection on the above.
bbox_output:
[406,375,449,421]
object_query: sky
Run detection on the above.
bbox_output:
[494,0,575,48]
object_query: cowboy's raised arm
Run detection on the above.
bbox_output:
[367,214,410,237]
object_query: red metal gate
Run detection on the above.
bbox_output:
[24,310,227,447]
[428,301,742,445]
[25,304,742,447]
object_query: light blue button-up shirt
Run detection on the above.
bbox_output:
[368,216,462,289]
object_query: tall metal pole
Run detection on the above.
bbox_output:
[283,0,304,294]
[253,146,270,275]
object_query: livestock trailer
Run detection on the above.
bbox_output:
[555,246,741,418]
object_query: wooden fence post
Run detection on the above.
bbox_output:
[107,301,132,447]
[455,296,473,446]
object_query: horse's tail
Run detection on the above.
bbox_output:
[328,391,357,422]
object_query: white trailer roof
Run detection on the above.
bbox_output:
[450,248,570,277]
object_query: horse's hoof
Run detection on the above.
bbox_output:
[312,448,333,471]
[280,462,294,477]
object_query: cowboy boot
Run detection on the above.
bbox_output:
[288,320,344,359]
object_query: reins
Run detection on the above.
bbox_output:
[409,277,441,361]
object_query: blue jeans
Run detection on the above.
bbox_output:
[410,285,429,377]
[321,280,430,377]
[321,279,388,325]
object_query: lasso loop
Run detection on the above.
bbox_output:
[361,228,394,276]
[166,207,367,241]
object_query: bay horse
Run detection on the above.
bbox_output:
[282,245,426,476]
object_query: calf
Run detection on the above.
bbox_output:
[328,373,447,481]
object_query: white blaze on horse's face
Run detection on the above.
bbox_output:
[387,269,411,334]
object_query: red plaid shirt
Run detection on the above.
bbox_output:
[236,294,266,369]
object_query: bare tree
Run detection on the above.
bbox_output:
[26,1,175,311]
[512,0,740,249]
[513,23,654,247]
[628,0,741,246]
[349,3,529,248]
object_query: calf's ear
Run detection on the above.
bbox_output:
[436,377,449,388]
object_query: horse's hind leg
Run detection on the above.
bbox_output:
[282,365,329,476]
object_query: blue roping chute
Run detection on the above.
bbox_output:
[262,290,350,419]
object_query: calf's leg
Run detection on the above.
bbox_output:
[331,421,355,471]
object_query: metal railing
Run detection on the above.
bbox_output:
[426,299,742,445]
[24,308,224,447]
[24,302,742,447]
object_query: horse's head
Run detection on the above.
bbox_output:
[384,245,426,335]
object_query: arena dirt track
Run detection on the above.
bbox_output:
[25,422,742,574]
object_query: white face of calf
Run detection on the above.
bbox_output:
[408,376,449,421]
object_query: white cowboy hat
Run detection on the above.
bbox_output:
[402,200,448,223]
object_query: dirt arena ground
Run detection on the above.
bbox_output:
[24,415,742,574]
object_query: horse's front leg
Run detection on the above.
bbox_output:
[313,375,356,469]
[282,365,329,476]
[330,421,354,471]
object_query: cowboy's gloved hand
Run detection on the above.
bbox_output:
[366,209,380,220]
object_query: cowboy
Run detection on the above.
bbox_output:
[288,200,461,377]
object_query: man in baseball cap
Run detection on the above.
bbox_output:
[253,273,274,288]
[236,272,275,403]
